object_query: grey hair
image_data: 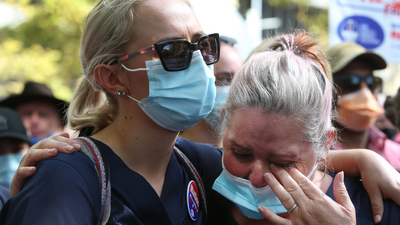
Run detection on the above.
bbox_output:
[220,32,334,161]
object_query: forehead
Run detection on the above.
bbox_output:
[16,101,58,113]
[134,0,203,44]
[224,108,309,154]
[215,44,243,74]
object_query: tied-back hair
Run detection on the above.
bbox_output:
[68,0,189,134]
[221,31,334,161]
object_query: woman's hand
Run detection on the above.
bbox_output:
[328,149,400,223]
[10,133,81,197]
[258,165,356,225]
[356,150,400,224]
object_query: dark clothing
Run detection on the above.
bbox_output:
[0,186,9,213]
[327,174,400,225]
[0,136,223,225]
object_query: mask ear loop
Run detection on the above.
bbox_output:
[120,63,149,72]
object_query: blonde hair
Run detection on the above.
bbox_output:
[68,0,143,134]
[68,0,191,134]
[221,31,334,161]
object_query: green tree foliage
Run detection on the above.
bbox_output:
[0,0,93,101]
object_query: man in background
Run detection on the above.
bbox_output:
[0,107,30,190]
[325,42,400,170]
[0,82,68,145]
[179,37,243,147]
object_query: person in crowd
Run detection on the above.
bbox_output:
[2,2,400,224]
[0,107,30,190]
[0,82,68,145]
[180,36,243,147]
[210,31,400,224]
[324,42,400,170]
[383,92,400,142]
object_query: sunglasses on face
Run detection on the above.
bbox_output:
[110,33,220,71]
[333,74,382,95]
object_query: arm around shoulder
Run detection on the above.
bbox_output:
[0,152,101,225]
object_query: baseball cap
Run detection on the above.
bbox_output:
[0,107,30,145]
[324,42,387,73]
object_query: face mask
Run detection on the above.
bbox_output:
[212,161,318,220]
[0,153,24,189]
[125,50,216,132]
[30,133,54,146]
[204,86,230,131]
[336,87,383,131]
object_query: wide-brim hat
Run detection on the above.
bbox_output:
[324,42,387,73]
[0,82,69,124]
[0,107,30,145]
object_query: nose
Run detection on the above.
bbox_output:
[248,160,269,188]
[29,112,40,125]
[360,81,369,90]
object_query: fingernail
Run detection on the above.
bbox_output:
[258,206,265,213]
[72,144,81,149]
[48,149,56,154]
[338,171,344,184]
[65,146,73,152]
[374,215,381,223]
[270,164,279,173]
[264,173,273,182]
[28,167,35,172]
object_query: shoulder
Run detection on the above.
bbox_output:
[326,174,400,224]
[0,152,102,224]
[175,137,223,168]
[0,185,10,211]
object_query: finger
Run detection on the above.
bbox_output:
[258,206,292,225]
[33,134,81,153]
[362,177,384,224]
[264,172,298,212]
[270,164,309,205]
[288,167,325,200]
[333,172,357,221]
[9,167,36,197]
[20,148,58,167]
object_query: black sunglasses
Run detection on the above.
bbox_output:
[333,74,382,95]
[111,33,220,71]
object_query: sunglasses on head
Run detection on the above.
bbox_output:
[110,33,220,71]
[333,74,382,95]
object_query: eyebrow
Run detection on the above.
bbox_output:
[229,139,297,158]
[229,139,252,152]
[156,32,205,44]
[268,153,297,159]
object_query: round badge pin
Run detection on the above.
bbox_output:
[186,180,200,221]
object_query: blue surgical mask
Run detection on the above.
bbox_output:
[124,50,216,132]
[30,133,53,146]
[205,86,230,131]
[212,161,318,220]
[0,153,24,189]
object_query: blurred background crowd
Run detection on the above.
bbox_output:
[1,0,400,190]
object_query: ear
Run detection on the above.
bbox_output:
[324,128,335,158]
[93,64,126,94]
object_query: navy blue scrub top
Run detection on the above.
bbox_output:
[326,174,400,225]
[0,185,9,212]
[0,134,223,225]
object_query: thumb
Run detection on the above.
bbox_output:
[333,172,355,213]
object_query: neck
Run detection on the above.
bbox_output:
[91,108,179,197]
[179,120,222,147]
[335,122,370,149]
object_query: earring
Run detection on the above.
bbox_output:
[114,90,126,96]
